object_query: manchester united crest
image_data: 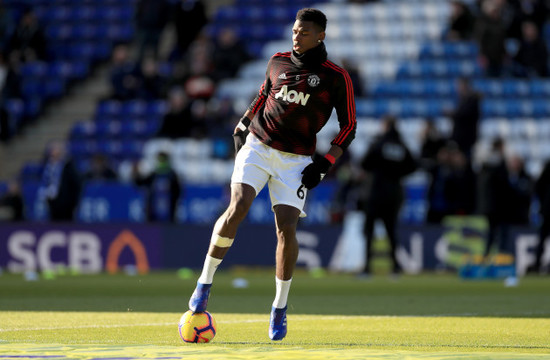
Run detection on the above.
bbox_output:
[307,74,320,87]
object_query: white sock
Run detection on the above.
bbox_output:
[272,277,292,309]
[197,255,222,284]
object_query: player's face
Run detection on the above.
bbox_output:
[292,20,325,54]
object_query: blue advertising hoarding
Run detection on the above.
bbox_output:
[0,221,547,275]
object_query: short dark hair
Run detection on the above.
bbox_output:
[296,8,327,31]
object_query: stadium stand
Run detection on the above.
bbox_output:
[4,0,550,224]
[1,0,134,141]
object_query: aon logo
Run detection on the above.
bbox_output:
[275,85,310,106]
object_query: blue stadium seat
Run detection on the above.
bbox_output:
[145,100,167,119]
[48,61,90,80]
[20,61,48,78]
[530,80,550,97]
[96,101,122,119]
[69,139,98,159]
[70,121,97,140]
[121,100,148,119]
[121,120,158,139]
[95,120,122,138]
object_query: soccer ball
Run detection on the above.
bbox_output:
[178,310,217,343]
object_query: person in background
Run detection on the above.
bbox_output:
[39,141,81,222]
[211,27,251,82]
[512,21,548,78]
[171,0,208,60]
[446,144,477,217]
[483,153,532,256]
[135,0,170,61]
[419,119,447,169]
[341,58,365,97]
[108,44,140,101]
[449,77,481,160]
[446,0,476,41]
[7,8,47,63]
[156,87,206,139]
[528,159,550,274]
[136,57,167,100]
[0,179,24,221]
[84,154,118,182]
[133,151,181,222]
[474,0,508,77]
[359,115,417,276]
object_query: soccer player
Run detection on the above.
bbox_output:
[188,8,356,340]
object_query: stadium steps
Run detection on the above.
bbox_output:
[0,65,111,182]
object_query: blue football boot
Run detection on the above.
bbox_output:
[269,306,287,340]
[188,282,211,313]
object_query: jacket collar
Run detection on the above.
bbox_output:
[291,42,327,69]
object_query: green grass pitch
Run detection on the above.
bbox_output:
[1,270,550,359]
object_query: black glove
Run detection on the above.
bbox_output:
[301,155,332,190]
[232,129,249,154]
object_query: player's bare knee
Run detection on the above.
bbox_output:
[226,200,250,223]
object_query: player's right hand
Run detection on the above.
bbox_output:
[232,129,249,154]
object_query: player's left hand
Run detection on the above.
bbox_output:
[232,129,249,154]
[301,155,332,190]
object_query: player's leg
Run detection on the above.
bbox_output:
[189,183,256,312]
[266,151,309,341]
[190,136,270,313]
[361,212,376,275]
[269,204,300,341]
[529,216,549,273]
[381,210,401,275]
[484,216,497,258]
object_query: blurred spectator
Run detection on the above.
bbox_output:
[419,119,447,169]
[0,52,21,101]
[358,116,418,276]
[84,154,118,181]
[0,104,7,142]
[504,155,533,224]
[172,0,208,60]
[328,148,356,224]
[474,0,508,77]
[449,77,480,160]
[512,21,548,77]
[38,141,81,221]
[0,0,14,53]
[212,28,251,82]
[446,0,476,41]
[136,57,167,100]
[0,179,24,221]
[183,36,215,100]
[341,58,365,97]
[477,138,507,256]
[108,44,140,101]
[425,144,454,223]
[206,96,239,138]
[507,0,548,40]
[135,0,171,61]
[528,159,550,274]
[482,153,533,256]
[0,52,21,141]
[426,142,476,223]
[7,8,47,63]
[133,151,181,222]
[156,87,206,138]
[446,145,477,217]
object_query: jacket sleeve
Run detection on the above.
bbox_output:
[331,69,357,150]
[247,58,272,115]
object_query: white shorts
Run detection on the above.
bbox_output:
[231,134,312,217]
